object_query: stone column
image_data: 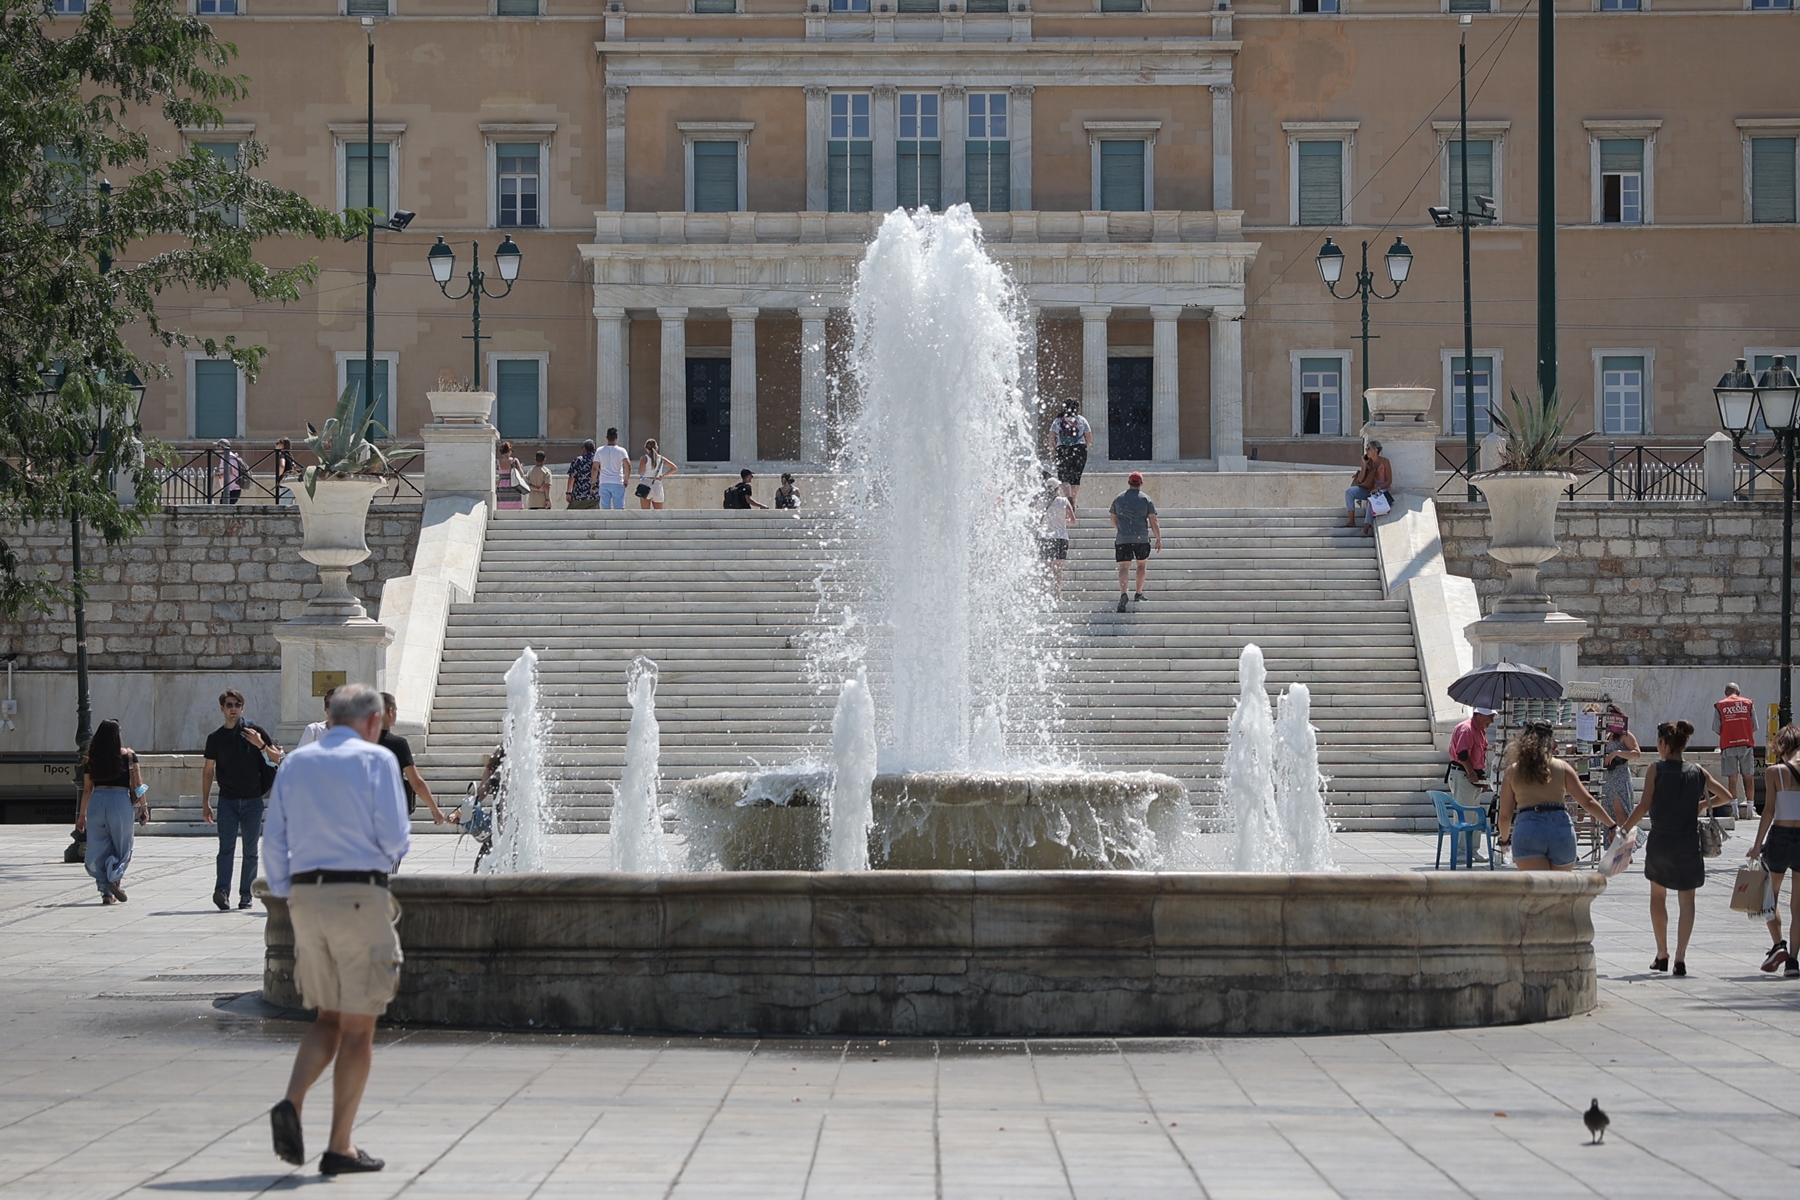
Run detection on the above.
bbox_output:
[1209,306,1246,471]
[605,85,628,213]
[1210,84,1234,211]
[1020,304,1040,412]
[941,85,967,208]
[799,305,830,465]
[657,306,688,463]
[1009,85,1034,211]
[872,85,898,212]
[728,306,759,463]
[1081,304,1111,462]
[805,86,829,212]
[595,305,628,443]
[1151,305,1181,462]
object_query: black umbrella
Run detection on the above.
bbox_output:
[1447,660,1564,712]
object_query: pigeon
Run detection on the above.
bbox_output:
[1583,1098,1609,1144]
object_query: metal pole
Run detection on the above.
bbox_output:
[1358,240,1371,423]
[1536,0,1556,404]
[1460,30,1477,501]
[71,512,90,759]
[1783,433,1794,726]
[471,245,482,390]
[365,28,377,429]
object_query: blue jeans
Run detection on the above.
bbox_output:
[599,481,626,510]
[85,787,136,893]
[1345,485,1375,527]
[216,796,265,900]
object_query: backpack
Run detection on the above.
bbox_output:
[1056,415,1082,445]
[248,723,280,795]
[723,482,752,510]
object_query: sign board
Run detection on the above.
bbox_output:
[312,671,347,697]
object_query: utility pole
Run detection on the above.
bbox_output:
[1460,16,1478,499]
[364,17,377,428]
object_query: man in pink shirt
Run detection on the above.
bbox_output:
[1447,707,1496,808]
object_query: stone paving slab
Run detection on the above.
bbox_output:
[3,826,1799,1199]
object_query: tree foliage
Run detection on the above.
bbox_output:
[0,0,348,616]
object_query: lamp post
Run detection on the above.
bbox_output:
[362,16,376,430]
[427,236,521,390]
[1715,355,1800,725]
[1315,234,1413,424]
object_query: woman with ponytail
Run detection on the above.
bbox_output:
[1497,721,1618,871]
[1620,719,1734,976]
[1748,723,1800,977]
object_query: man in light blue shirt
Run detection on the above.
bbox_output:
[264,683,409,1177]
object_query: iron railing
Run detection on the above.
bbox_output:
[1437,442,1783,502]
[151,446,422,506]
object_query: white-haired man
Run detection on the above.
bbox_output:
[264,683,409,1176]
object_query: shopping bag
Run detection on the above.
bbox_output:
[1731,860,1774,916]
[1368,491,1392,517]
[1598,831,1638,878]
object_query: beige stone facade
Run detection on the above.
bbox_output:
[121,0,1800,471]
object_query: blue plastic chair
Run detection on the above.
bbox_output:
[1429,789,1495,870]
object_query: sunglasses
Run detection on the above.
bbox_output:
[222,701,244,710]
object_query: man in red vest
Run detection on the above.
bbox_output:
[1714,683,1758,819]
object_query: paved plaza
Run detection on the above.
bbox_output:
[4,826,1799,1200]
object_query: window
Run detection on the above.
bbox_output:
[897,0,937,12]
[965,0,1006,10]
[343,357,392,438]
[1751,137,1798,223]
[496,143,540,227]
[1299,0,1339,10]
[1752,0,1793,8]
[829,0,869,11]
[193,360,240,439]
[1447,0,1491,10]
[1599,355,1646,435]
[1099,142,1146,212]
[344,141,390,218]
[197,0,239,13]
[1296,140,1344,225]
[897,93,941,211]
[195,141,242,227]
[498,0,540,12]
[693,0,735,9]
[493,357,544,439]
[42,146,84,227]
[1600,139,1644,223]
[345,0,387,14]
[1298,357,1347,436]
[828,93,872,213]
[1599,0,1638,8]
[692,142,739,213]
[1448,138,1494,221]
[966,92,1010,212]
[52,0,84,11]
[1447,355,1495,436]
[1100,0,1143,10]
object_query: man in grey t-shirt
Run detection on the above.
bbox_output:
[1109,472,1162,613]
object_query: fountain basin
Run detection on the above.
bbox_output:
[258,870,1602,1036]
[676,769,1189,871]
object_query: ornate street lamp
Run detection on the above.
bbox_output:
[1715,355,1800,724]
[1316,235,1413,424]
[428,235,521,390]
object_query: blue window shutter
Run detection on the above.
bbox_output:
[967,142,1010,212]
[495,360,541,439]
[693,141,739,212]
[1752,138,1798,223]
[1099,141,1145,212]
[193,361,239,439]
[1297,141,1342,225]
[344,359,391,438]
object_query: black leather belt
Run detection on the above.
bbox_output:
[1521,804,1567,814]
[291,869,388,887]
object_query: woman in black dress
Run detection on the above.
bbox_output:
[1619,719,1734,976]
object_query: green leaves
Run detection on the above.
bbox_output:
[298,384,416,497]
[1487,390,1596,473]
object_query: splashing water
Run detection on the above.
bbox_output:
[1222,644,1291,872]
[827,668,877,872]
[810,206,1062,772]
[612,654,670,873]
[483,646,553,874]
[1274,682,1337,872]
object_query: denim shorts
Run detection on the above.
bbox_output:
[1512,808,1578,867]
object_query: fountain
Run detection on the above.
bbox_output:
[479,647,552,874]
[259,207,1602,1037]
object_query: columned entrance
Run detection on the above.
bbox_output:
[686,358,732,462]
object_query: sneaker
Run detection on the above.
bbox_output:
[238,896,254,910]
[1787,959,1800,979]
[1117,593,1129,613]
[1134,593,1146,603]
[212,891,229,911]
[1762,941,1789,973]
[102,892,116,905]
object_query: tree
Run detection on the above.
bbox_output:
[0,0,349,616]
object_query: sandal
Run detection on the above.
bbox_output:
[1673,961,1688,977]
[1650,956,1668,972]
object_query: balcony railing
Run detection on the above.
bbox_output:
[151,446,422,507]
[1436,443,1783,502]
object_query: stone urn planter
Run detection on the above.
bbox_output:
[1473,470,1576,613]
[427,390,495,425]
[1363,386,1435,424]
[291,476,388,619]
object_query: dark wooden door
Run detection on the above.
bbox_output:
[686,358,731,462]
[1107,357,1153,461]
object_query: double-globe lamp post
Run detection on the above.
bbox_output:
[1715,354,1800,726]
[1315,235,1413,426]
[427,235,521,392]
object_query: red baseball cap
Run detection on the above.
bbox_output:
[1127,471,1145,486]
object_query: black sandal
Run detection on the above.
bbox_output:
[1674,961,1687,977]
[1650,956,1669,972]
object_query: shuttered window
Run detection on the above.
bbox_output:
[1601,356,1645,435]
[1296,140,1343,226]
[1098,141,1145,212]
[829,93,873,213]
[194,361,239,439]
[495,360,542,439]
[967,93,1010,212]
[898,0,937,12]
[197,0,238,13]
[1751,137,1798,223]
[965,0,1007,10]
[897,93,941,211]
[345,0,386,14]
[1299,358,1344,436]
[693,0,736,10]
[1600,139,1643,224]
[1448,138,1493,221]
[497,143,540,227]
[1099,0,1141,10]
[1449,357,1494,436]
[194,141,242,227]
[829,0,869,10]
[345,141,389,218]
[1447,0,1490,10]
[692,141,740,213]
[497,0,540,12]
[344,359,391,439]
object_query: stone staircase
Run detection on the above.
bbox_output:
[414,507,1445,834]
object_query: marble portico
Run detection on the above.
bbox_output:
[580,210,1260,468]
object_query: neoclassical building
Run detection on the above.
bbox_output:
[122,0,1800,470]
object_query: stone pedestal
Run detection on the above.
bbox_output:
[1704,431,1735,502]
[1464,610,1590,684]
[1360,387,1436,494]
[1465,469,1587,684]
[421,391,498,509]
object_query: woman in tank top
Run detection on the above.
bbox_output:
[1619,719,1734,976]
[637,438,676,510]
[1750,723,1800,977]
[1599,710,1641,834]
[76,719,145,905]
[1497,721,1619,871]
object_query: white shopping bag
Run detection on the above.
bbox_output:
[1598,831,1638,878]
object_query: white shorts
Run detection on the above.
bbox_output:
[638,480,665,505]
[287,882,403,1016]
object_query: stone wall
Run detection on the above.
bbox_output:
[1439,501,1783,666]
[0,505,422,672]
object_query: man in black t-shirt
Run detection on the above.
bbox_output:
[723,468,768,510]
[201,688,283,910]
[380,692,447,824]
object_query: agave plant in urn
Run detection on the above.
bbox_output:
[1473,390,1594,614]
[292,385,418,619]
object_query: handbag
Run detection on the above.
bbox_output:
[1699,814,1725,858]
[1368,491,1392,516]
[634,482,652,499]
[1731,859,1775,915]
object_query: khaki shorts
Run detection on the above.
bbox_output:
[1719,745,1759,778]
[287,882,403,1016]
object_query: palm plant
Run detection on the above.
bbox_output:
[297,384,416,497]
[1486,389,1595,472]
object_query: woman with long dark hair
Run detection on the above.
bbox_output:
[1496,721,1619,871]
[637,438,675,510]
[76,719,144,904]
[1747,723,1800,976]
[1620,719,1734,976]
